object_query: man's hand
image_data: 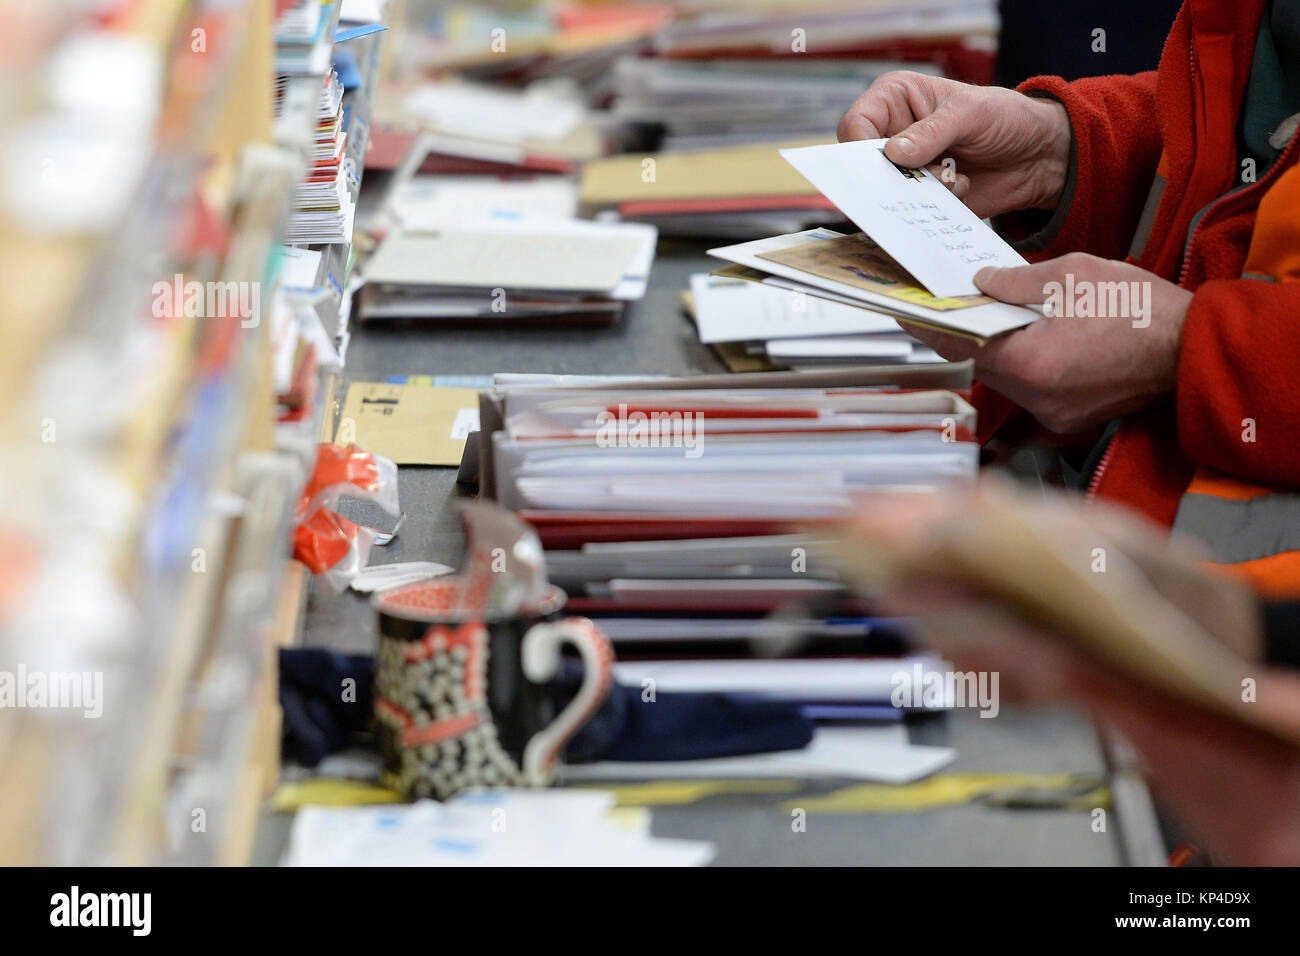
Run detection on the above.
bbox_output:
[903,254,1194,434]
[903,594,1300,867]
[836,483,1300,865]
[837,71,1072,218]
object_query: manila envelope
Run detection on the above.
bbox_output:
[338,382,481,465]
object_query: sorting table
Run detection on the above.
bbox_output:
[258,240,1156,866]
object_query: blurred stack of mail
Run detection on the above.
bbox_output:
[413,2,673,83]
[579,139,842,239]
[602,57,940,153]
[466,370,974,727]
[385,176,579,232]
[280,67,357,244]
[359,219,656,324]
[368,80,603,177]
[481,371,978,520]
[652,0,997,83]
[274,0,339,75]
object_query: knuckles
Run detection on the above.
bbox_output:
[874,70,931,95]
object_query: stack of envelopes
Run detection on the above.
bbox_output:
[604,57,942,153]
[359,219,657,323]
[705,141,1041,344]
[685,270,946,370]
[578,139,842,239]
[281,67,356,244]
[469,369,972,714]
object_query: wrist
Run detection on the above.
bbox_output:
[1029,98,1072,212]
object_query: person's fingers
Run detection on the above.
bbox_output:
[881,576,985,616]
[914,603,1095,703]
[884,99,975,169]
[923,163,969,198]
[974,253,1119,307]
[896,321,982,362]
[838,72,940,142]
[837,109,883,143]
[972,263,1058,305]
[837,83,903,141]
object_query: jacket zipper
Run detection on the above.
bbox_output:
[1177,134,1298,285]
[1085,432,1119,501]
[1177,104,1300,285]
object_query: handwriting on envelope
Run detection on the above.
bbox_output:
[780,140,1027,297]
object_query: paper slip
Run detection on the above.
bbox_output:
[278,245,324,289]
[765,334,916,360]
[282,791,716,867]
[339,382,481,465]
[391,176,579,229]
[780,139,1027,297]
[612,656,955,705]
[349,561,455,593]
[563,726,956,786]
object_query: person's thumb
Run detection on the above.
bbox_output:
[973,264,1052,304]
[884,102,970,168]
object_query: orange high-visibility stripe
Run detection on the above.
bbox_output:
[1243,164,1300,283]
[1202,553,1300,601]
[1185,470,1282,501]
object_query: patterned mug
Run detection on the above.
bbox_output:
[371,577,615,800]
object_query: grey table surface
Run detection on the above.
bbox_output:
[262,239,1129,867]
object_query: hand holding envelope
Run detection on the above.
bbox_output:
[779,139,1029,298]
[706,138,1045,343]
[826,478,1300,864]
[836,71,1073,220]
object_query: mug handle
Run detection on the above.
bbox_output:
[519,616,616,785]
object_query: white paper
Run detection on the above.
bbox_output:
[349,561,455,593]
[364,219,656,296]
[765,334,916,360]
[690,272,901,343]
[780,140,1027,297]
[339,0,384,23]
[612,656,954,704]
[449,407,479,439]
[402,82,584,143]
[563,726,956,785]
[391,176,579,229]
[282,790,716,867]
[279,245,323,289]
[709,229,1037,341]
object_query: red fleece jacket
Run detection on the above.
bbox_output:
[981,0,1300,527]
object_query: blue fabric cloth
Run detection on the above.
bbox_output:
[547,659,814,763]
[279,649,374,768]
[278,650,814,767]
